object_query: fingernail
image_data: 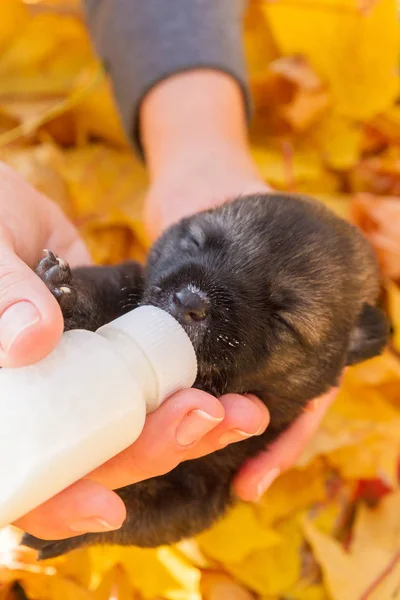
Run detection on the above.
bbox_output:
[0,301,40,353]
[69,517,120,533]
[243,394,269,434]
[219,429,253,447]
[176,410,223,446]
[256,467,281,499]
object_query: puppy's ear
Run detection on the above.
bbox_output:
[346,304,389,366]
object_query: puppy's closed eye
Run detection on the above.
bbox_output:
[180,223,205,251]
[272,312,299,337]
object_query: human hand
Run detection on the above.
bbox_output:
[16,390,269,539]
[0,162,91,368]
[233,388,338,500]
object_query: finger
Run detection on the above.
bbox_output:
[15,390,223,539]
[0,241,64,367]
[85,388,225,490]
[14,480,126,540]
[45,203,93,268]
[233,388,338,502]
[185,393,270,460]
[15,391,267,540]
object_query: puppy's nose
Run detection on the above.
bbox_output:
[170,287,209,324]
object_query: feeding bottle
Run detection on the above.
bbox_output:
[0,305,197,527]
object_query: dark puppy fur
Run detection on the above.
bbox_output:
[23,193,389,559]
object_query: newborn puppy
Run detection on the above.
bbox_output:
[23,193,389,559]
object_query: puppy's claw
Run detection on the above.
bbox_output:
[36,251,72,285]
[35,251,76,312]
[56,257,67,269]
[36,249,60,277]
[42,248,56,262]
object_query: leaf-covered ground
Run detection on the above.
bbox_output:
[0,1,399,599]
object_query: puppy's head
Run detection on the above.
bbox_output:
[143,209,255,395]
[142,194,387,426]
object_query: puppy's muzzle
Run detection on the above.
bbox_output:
[169,286,209,325]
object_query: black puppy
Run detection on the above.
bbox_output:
[23,193,389,559]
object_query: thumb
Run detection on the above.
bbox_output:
[0,244,64,368]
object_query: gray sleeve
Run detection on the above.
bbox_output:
[83,0,250,157]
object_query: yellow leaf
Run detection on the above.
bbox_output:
[59,145,149,263]
[269,55,325,91]
[51,549,92,591]
[197,503,281,563]
[302,523,360,600]
[93,565,137,600]
[88,545,200,600]
[311,498,347,537]
[281,89,330,132]
[60,145,147,217]
[277,584,329,600]
[310,111,362,169]
[173,540,210,570]
[366,558,400,600]
[329,380,399,422]
[352,193,400,279]
[0,1,29,57]
[298,380,400,470]
[0,66,103,147]
[251,146,338,192]
[352,492,400,554]
[256,463,326,527]
[71,73,129,148]
[345,349,400,390]
[200,573,255,600]
[328,432,400,485]
[0,12,94,96]
[156,546,201,600]
[303,491,400,600]
[225,521,302,596]
[20,573,94,600]
[244,4,279,81]
[370,104,400,144]
[263,0,399,119]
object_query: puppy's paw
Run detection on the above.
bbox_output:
[35,250,77,314]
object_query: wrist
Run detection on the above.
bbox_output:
[140,69,251,181]
[144,151,268,241]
